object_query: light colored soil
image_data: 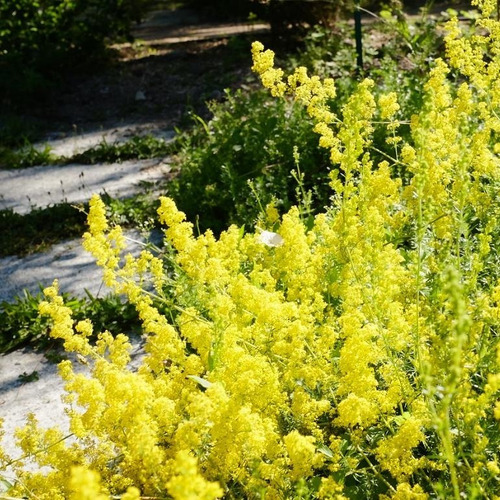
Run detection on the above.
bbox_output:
[0,335,146,476]
[0,158,171,215]
[19,7,270,139]
[0,228,161,302]
[36,124,175,158]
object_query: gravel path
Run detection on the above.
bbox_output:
[37,125,175,158]
[0,158,171,215]
[0,335,146,476]
[0,229,160,303]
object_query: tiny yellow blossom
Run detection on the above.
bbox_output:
[284,430,321,481]
[166,450,223,500]
[69,466,108,500]
[379,92,400,120]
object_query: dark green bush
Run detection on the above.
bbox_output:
[168,88,331,234]
[168,9,445,233]
[0,0,151,103]
[0,204,87,257]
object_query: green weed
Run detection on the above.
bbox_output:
[0,0,153,104]
[18,371,39,383]
[0,204,88,257]
[0,289,142,354]
[67,135,176,165]
[0,193,160,257]
[102,191,162,231]
[0,142,56,169]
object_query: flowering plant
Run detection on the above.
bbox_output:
[2,1,500,498]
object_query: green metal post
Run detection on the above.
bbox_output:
[354,2,363,73]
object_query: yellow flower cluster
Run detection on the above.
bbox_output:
[251,41,286,97]
[2,4,500,500]
[252,40,377,182]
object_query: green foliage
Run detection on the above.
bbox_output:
[0,204,87,257]
[0,142,56,169]
[68,135,176,165]
[0,0,152,102]
[102,191,162,231]
[18,371,40,383]
[169,89,331,234]
[0,193,160,257]
[0,290,52,353]
[0,289,141,353]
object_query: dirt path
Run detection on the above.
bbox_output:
[20,6,270,141]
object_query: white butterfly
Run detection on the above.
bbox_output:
[259,230,284,248]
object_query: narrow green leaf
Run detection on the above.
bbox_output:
[317,444,334,458]
[187,375,212,389]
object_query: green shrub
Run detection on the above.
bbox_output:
[0,142,56,169]
[169,88,331,234]
[0,0,151,102]
[169,10,444,232]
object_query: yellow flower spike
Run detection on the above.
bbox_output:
[265,201,281,226]
[473,0,497,20]
[69,466,109,500]
[86,194,108,235]
[158,196,194,252]
[250,42,288,97]
[323,77,336,98]
[379,92,400,120]
[284,430,321,481]
[318,477,347,499]
[166,450,223,500]
[314,121,336,149]
[251,41,273,74]
[251,40,264,56]
[375,417,425,481]
[39,282,94,356]
[120,486,141,500]
[423,58,452,109]
[75,318,93,338]
[379,483,429,499]
[42,279,59,299]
